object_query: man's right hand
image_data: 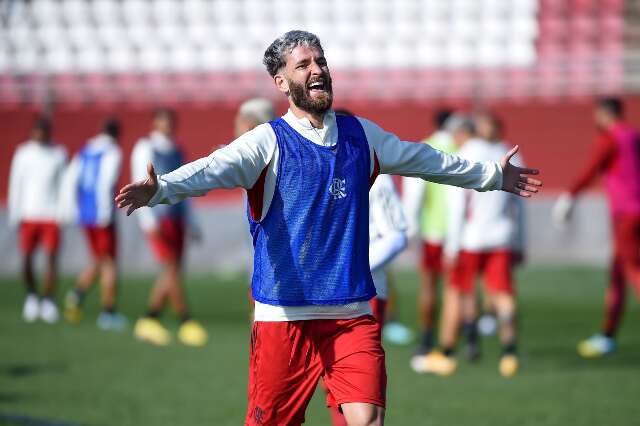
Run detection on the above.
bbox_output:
[115,163,159,216]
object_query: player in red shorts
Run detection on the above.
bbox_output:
[553,98,640,358]
[412,115,526,377]
[130,109,206,347]
[116,31,541,424]
[61,119,127,330]
[8,117,67,323]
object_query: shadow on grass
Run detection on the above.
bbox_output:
[2,364,67,379]
[0,413,84,426]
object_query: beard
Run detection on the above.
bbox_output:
[288,75,333,115]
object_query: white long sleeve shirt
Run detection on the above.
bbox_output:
[8,140,67,227]
[148,109,504,321]
[369,174,408,300]
[59,134,122,226]
[444,139,525,260]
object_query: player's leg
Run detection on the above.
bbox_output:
[460,286,480,362]
[484,250,518,376]
[19,222,39,322]
[245,321,323,426]
[64,261,97,324]
[157,218,208,346]
[617,214,640,299]
[578,255,624,358]
[39,223,61,323]
[65,227,99,324]
[416,242,442,355]
[341,403,384,426]
[134,225,173,345]
[96,254,127,331]
[319,316,386,426]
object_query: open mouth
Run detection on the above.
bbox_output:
[307,80,327,94]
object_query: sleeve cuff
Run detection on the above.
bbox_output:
[147,178,166,207]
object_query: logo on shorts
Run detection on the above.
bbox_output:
[329,178,347,199]
[254,406,264,424]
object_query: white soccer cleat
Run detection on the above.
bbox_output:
[577,334,616,358]
[39,299,60,324]
[22,294,40,323]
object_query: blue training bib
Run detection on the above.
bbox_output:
[248,114,376,306]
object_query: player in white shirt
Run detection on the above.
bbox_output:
[414,114,526,378]
[116,31,541,425]
[8,117,67,323]
[60,119,127,330]
[130,109,207,347]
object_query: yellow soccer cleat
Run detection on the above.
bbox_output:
[64,291,83,324]
[499,354,519,378]
[410,351,457,376]
[178,320,209,347]
[134,318,171,346]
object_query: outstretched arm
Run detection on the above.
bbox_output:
[116,124,276,216]
[359,118,541,197]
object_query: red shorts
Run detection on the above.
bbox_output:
[147,217,184,263]
[83,224,116,259]
[421,241,444,274]
[246,316,386,425]
[19,221,60,256]
[449,250,514,295]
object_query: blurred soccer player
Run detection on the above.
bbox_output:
[130,108,206,347]
[8,116,67,323]
[403,109,456,356]
[553,97,640,358]
[61,118,126,330]
[116,31,540,425]
[413,115,525,377]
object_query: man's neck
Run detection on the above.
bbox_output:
[288,102,326,129]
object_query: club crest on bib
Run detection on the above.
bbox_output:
[329,178,347,199]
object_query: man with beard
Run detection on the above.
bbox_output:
[116,31,542,426]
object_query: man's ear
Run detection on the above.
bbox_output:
[274,74,289,94]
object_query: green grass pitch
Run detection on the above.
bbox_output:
[1,266,639,425]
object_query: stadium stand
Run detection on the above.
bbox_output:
[0,0,628,105]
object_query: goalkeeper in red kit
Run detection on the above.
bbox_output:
[553,97,640,358]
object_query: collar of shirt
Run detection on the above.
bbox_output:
[87,134,116,150]
[282,109,338,148]
[149,131,176,151]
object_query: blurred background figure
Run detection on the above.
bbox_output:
[235,97,277,138]
[553,97,640,358]
[403,109,456,356]
[413,114,525,378]
[60,118,126,331]
[8,116,68,323]
[130,108,206,347]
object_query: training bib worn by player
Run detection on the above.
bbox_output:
[60,118,127,330]
[130,109,206,347]
[116,31,541,426]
